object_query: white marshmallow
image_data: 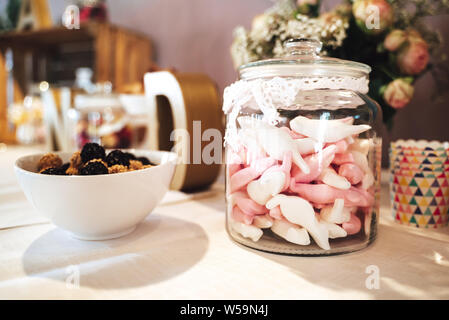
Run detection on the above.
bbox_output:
[227,191,246,207]
[247,170,285,205]
[237,116,310,174]
[253,214,274,229]
[320,198,351,224]
[266,194,330,250]
[257,128,310,174]
[319,167,351,190]
[290,116,371,143]
[351,150,374,190]
[295,137,321,155]
[238,129,266,160]
[321,221,348,239]
[271,219,310,245]
[349,138,371,156]
[231,221,263,242]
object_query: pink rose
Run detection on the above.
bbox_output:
[383,79,414,109]
[353,0,394,34]
[407,29,423,42]
[397,38,429,75]
[384,30,406,52]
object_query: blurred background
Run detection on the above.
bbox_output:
[1,0,448,166]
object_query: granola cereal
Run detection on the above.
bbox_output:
[66,166,79,175]
[37,153,63,171]
[38,143,156,176]
[129,160,144,171]
[70,151,83,169]
[108,165,129,174]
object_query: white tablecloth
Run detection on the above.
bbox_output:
[0,145,448,299]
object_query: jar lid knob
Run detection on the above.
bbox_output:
[285,38,322,57]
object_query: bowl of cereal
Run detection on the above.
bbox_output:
[14,143,177,240]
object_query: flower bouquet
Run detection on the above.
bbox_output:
[230,0,449,127]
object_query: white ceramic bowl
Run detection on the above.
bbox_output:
[15,150,177,240]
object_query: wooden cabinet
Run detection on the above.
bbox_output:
[0,22,152,143]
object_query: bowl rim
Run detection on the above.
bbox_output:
[14,149,178,179]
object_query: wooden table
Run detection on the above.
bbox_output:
[0,145,448,299]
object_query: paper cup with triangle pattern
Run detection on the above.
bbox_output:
[390,168,449,228]
[390,140,449,229]
[389,153,448,171]
[389,149,449,166]
[390,139,449,151]
[390,154,449,168]
[389,141,449,175]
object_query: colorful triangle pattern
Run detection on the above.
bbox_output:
[390,170,449,228]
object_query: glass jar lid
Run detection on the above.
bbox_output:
[239,38,371,80]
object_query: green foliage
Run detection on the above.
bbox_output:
[0,0,20,31]
[295,1,321,18]
[7,0,21,28]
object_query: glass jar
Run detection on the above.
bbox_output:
[223,39,382,255]
[67,93,150,150]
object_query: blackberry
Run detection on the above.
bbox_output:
[79,161,109,175]
[40,163,70,175]
[123,152,136,160]
[106,150,130,167]
[136,156,153,165]
[80,143,106,163]
[56,163,70,175]
[40,167,60,175]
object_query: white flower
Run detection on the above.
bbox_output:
[230,27,258,68]
[230,4,349,68]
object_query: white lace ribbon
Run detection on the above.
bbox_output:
[222,76,369,148]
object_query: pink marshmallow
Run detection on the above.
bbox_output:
[355,187,375,207]
[332,152,354,165]
[312,203,327,209]
[232,206,254,225]
[251,157,277,173]
[332,139,349,154]
[291,145,337,183]
[269,206,283,220]
[227,149,244,165]
[342,213,362,235]
[289,181,337,204]
[289,181,374,207]
[238,148,248,165]
[230,167,260,193]
[230,157,276,192]
[338,163,364,185]
[235,195,268,216]
[264,151,292,191]
[228,163,242,177]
